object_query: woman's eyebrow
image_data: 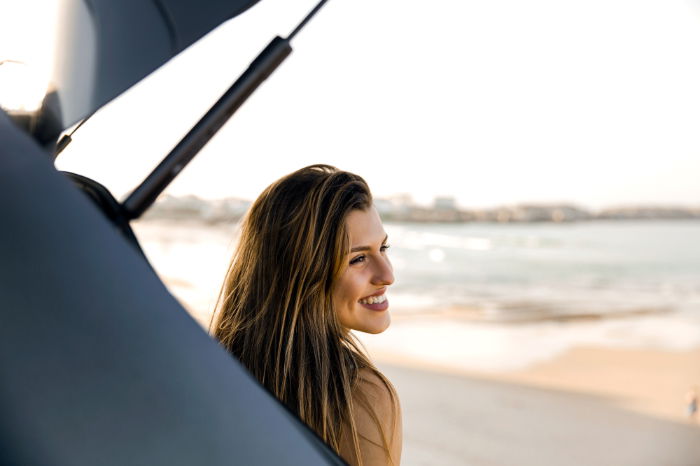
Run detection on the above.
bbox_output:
[350,234,389,253]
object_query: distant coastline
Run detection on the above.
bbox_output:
[143,194,700,224]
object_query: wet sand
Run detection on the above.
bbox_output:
[372,346,700,466]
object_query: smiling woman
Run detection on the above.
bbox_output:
[211,164,402,465]
[334,207,394,335]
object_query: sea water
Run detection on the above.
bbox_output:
[385,220,700,320]
[132,219,700,371]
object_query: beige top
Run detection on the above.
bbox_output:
[338,368,403,465]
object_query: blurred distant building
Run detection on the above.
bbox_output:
[205,198,251,223]
[471,204,591,223]
[375,194,415,221]
[142,195,699,224]
[433,196,457,210]
[512,204,592,222]
[145,195,250,223]
[373,198,394,217]
[597,206,700,220]
[145,194,207,220]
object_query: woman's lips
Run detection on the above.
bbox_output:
[359,298,389,311]
[360,288,387,300]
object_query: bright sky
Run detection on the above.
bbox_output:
[4,0,700,209]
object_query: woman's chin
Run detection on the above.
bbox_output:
[339,304,392,334]
[359,312,391,335]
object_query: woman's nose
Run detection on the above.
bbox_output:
[372,256,394,286]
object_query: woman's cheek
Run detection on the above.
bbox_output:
[351,270,368,298]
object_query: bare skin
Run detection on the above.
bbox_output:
[338,368,403,466]
[334,206,395,334]
[334,206,402,464]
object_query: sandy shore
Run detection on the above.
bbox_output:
[372,346,700,466]
[178,299,700,465]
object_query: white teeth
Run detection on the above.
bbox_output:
[359,294,387,305]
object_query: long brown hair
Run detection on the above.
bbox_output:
[211,164,397,464]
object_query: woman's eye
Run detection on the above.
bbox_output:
[350,245,390,265]
[350,255,365,265]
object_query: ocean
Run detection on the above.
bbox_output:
[132,219,700,371]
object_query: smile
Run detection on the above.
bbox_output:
[358,293,387,305]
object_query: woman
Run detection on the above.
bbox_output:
[211,164,402,465]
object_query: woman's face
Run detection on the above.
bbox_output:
[333,205,395,334]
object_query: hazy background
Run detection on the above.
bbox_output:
[3,0,700,208]
[3,1,700,464]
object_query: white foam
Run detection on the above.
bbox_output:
[357,313,700,373]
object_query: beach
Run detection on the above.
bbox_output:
[133,219,700,465]
[372,344,700,466]
[188,301,700,465]
[199,303,700,464]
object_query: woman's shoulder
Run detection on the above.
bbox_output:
[341,367,402,465]
[355,367,400,413]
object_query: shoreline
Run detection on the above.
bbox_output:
[367,343,700,426]
[185,299,700,425]
[180,302,700,464]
